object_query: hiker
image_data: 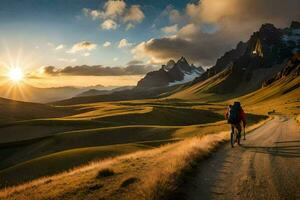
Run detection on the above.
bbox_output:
[225,102,246,145]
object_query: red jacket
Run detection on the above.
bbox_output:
[239,108,246,126]
[225,107,246,126]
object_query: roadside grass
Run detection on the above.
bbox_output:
[0,117,270,200]
[0,131,228,200]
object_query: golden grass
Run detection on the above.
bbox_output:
[0,118,269,200]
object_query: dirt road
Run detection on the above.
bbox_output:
[183,116,300,200]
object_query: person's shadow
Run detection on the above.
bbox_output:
[240,140,300,158]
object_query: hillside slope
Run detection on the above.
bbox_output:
[0,97,74,124]
[169,23,300,102]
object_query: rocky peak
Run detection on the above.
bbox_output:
[290,21,300,29]
[137,57,203,88]
[162,59,176,71]
[263,53,300,86]
[174,56,192,72]
[196,65,205,73]
[259,23,277,32]
[177,56,188,64]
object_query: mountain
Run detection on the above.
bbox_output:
[53,84,181,105]
[239,53,300,110]
[54,22,300,105]
[0,82,125,103]
[0,83,82,103]
[263,53,300,86]
[170,22,300,101]
[137,57,204,88]
[76,86,134,97]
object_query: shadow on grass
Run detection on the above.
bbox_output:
[98,106,224,126]
[241,140,300,158]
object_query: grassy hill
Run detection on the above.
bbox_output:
[0,98,235,188]
[0,97,76,125]
[0,94,268,189]
[0,53,298,199]
[0,119,270,200]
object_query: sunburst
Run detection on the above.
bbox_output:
[8,67,24,83]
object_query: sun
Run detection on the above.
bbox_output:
[8,67,24,83]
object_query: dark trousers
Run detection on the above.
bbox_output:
[231,123,242,139]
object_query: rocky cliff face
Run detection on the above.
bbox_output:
[263,53,300,86]
[137,57,204,88]
[192,21,300,94]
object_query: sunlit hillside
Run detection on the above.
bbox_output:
[0,1,300,200]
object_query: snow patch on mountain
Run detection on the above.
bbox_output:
[169,70,202,86]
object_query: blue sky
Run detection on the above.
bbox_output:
[0,0,298,87]
[0,0,197,70]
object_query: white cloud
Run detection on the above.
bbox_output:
[101,19,118,30]
[126,23,135,31]
[83,0,125,20]
[161,24,178,34]
[83,52,90,57]
[67,41,97,53]
[118,39,133,48]
[177,23,199,39]
[103,41,111,47]
[83,1,145,31]
[104,0,126,19]
[169,9,182,23]
[113,57,119,61]
[55,44,64,50]
[123,5,144,23]
[83,8,102,20]
[58,58,77,63]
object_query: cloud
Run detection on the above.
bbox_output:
[83,0,145,31]
[126,60,143,65]
[67,41,97,53]
[125,23,135,31]
[103,0,126,19]
[154,5,186,28]
[118,39,133,48]
[83,8,101,20]
[42,66,57,75]
[161,24,178,34]
[123,5,144,23]
[169,9,182,24]
[58,58,77,63]
[83,52,90,57]
[133,0,300,66]
[83,0,125,20]
[55,44,64,50]
[113,57,119,61]
[101,19,118,30]
[103,41,111,47]
[41,62,158,76]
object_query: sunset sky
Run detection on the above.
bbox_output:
[0,0,299,87]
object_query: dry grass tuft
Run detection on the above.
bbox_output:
[96,168,115,178]
[120,177,139,188]
[139,132,227,200]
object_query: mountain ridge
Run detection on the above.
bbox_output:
[137,57,204,88]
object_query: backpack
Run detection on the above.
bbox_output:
[228,102,241,124]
